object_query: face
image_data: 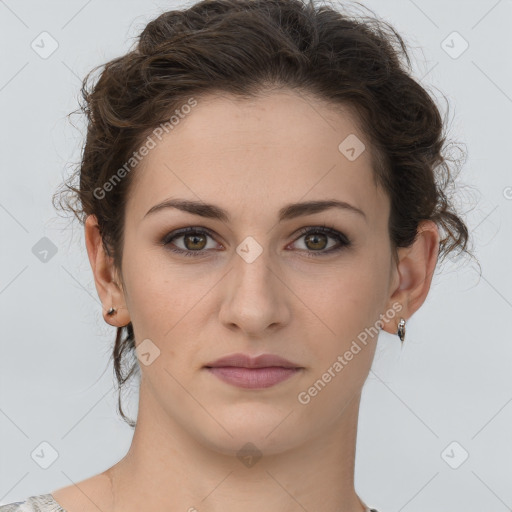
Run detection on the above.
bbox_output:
[102,90,402,454]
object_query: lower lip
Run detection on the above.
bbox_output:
[206,366,301,389]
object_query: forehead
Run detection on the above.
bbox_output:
[126,90,388,226]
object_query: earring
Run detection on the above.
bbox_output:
[397,317,406,344]
[107,306,117,316]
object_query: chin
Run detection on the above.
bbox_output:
[192,408,305,457]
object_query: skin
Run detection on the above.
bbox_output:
[52,90,439,512]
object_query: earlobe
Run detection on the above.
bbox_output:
[84,214,131,327]
[103,302,131,327]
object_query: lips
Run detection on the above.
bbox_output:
[204,352,303,389]
[204,352,302,369]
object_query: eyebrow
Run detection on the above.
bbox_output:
[144,198,367,223]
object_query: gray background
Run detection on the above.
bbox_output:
[1,0,511,511]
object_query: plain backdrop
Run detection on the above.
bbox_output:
[1,1,511,511]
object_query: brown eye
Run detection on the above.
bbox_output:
[304,232,328,251]
[292,226,351,257]
[183,233,207,251]
[162,228,219,257]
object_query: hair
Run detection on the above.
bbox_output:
[53,0,476,428]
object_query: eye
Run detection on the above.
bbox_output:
[290,225,351,257]
[161,224,351,258]
[161,227,220,257]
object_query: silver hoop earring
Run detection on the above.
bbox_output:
[397,317,406,344]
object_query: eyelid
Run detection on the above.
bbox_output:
[293,225,350,243]
[288,225,351,255]
[161,227,222,251]
[161,225,351,257]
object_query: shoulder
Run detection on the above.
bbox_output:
[0,494,66,512]
[0,500,23,512]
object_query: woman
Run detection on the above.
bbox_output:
[1,0,472,510]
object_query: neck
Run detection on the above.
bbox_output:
[107,383,367,512]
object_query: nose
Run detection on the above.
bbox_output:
[218,246,291,337]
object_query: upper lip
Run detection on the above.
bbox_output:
[205,353,302,369]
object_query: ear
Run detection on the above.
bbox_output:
[84,214,131,327]
[381,220,440,336]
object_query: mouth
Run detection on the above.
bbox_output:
[204,352,304,389]
[205,366,302,389]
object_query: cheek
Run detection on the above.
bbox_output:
[305,255,389,351]
[121,247,216,363]
[120,248,178,340]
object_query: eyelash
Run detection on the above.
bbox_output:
[161,225,351,258]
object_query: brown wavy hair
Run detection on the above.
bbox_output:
[53,0,476,428]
